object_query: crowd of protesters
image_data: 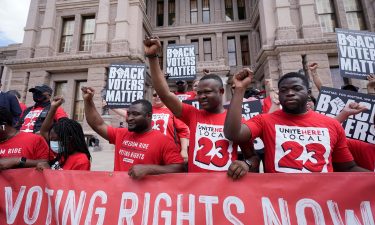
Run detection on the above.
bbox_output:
[0,36,374,179]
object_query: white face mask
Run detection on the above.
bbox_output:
[50,141,60,153]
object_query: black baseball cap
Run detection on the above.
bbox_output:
[341,84,359,92]
[29,84,53,94]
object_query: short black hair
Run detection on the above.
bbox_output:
[278,72,309,89]
[200,74,223,88]
[132,99,153,115]
[7,90,21,99]
[0,107,13,126]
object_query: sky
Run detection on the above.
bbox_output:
[0,0,31,47]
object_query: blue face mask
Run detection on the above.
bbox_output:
[50,141,60,153]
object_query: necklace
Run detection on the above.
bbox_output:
[0,130,19,144]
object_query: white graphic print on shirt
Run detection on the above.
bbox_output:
[275,125,331,173]
[193,122,234,171]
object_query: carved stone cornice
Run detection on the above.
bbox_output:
[4,52,145,70]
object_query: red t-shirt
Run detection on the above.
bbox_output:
[19,102,27,114]
[175,91,196,101]
[152,106,189,144]
[347,138,375,171]
[0,132,50,160]
[245,110,354,173]
[179,103,238,172]
[51,153,91,170]
[107,127,184,171]
[20,106,67,132]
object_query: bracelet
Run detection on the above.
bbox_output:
[144,54,159,58]
[18,157,26,168]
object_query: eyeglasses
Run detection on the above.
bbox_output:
[153,93,158,97]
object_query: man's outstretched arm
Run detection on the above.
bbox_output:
[82,87,109,140]
[335,102,367,123]
[144,37,183,117]
[224,68,253,143]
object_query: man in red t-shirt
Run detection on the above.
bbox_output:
[144,37,257,176]
[152,91,190,161]
[0,107,50,169]
[224,69,368,175]
[18,84,67,133]
[174,80,196,101]
[82,87,184,179]
[335,102,375,171]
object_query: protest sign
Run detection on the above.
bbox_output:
[166,44,196,80]
[315,86,375,144]
[182,99,200,109]
[105,64,145,108]
[1,169,374,225]
[224,100,262,120]
[336,28,375,80]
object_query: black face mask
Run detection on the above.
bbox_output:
[33,92,47,103]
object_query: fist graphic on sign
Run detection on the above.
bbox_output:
[330,97,346,115]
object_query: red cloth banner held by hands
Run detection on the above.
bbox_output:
[0,169,374,225]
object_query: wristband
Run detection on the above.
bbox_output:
[18,157,26,168]
[145,54,159,58]
[244,159,252,171]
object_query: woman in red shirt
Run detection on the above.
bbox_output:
[36,97,91,170]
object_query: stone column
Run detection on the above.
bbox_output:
[164,0,168,26]
[2,66,10,90]
[215,32,224,59]
[275,0,297,40]
[24,71,50,105]
[92,0,111,53]
[235,35,242,66]
[214,0,222,23]
[198,37,204,62]
[362,0,375,32]
[232,0,239,21]
[209,0,214,23]
[179,0,187,25]
[71,14,82,54]
[179,35,187,44]
[278,53,302,76]
[35,0,57,57]
[112,0,130,54]
[263,56,280,90]
[9,71,30,101]
[197,0,202,24]
[298,0,322,38]
[334,0,349,28]
[128,1,144,55]
[17,0,39,59]
[258,0,276,46]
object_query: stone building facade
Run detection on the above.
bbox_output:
[0,0,374,147]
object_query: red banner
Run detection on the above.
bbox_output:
[0,169,374,225]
